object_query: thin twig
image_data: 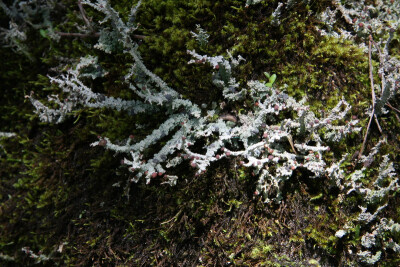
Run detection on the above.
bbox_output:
[374,114,383,134]
[386,103,400,123]
[58,1,147,40]
[55,31,146,40]
[220,113,238,123]
[369,35,376,106]
[394,113,400,123]
[359,110,374,159]
[287,134,297,155]
[55,31,99,38]
[77,0,93,31]
[371,37,385,95]
[368,36,383,134]
[359,35,376,159]
[386,103,400,114]
[160,210,182,225]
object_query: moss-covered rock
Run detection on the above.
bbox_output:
[0,0,399,265]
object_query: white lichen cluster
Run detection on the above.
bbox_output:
[355,156,399,264]
[318,0,400,110]
[358,217,400,264]
[0,131,16,153]
[0,0,59,59]
[245,0,264,7]
[317,0,400,122]
[333,141,399,264]
[335,0,399,36]
[317,8,400,249]
[246,0,312,26]
[318,0,400,39]
[190,24,209,48]
[21,247,51,264]
[0,132,16,138]
[1,0,399,264]
[24,0,362,203]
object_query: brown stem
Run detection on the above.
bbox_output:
[386,103,400,113]
[56,31,100,38]
[77,0,93,31]
[374,114,383,134]
[369,35,376,106]
[220,114,237,123]
[359,35,377,159]
[359,109,374,159]
[386,103,400,123]
[371,36,386,95]
[287,135,297,155]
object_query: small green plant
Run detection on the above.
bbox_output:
[263,72,277,88]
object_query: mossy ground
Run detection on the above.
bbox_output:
[1,0,399,266]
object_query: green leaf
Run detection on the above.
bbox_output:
[354,224,361,239]
[39,29,47,38]
[269,74,277,85]
[308,259,321,266]
[310,193,323,201]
